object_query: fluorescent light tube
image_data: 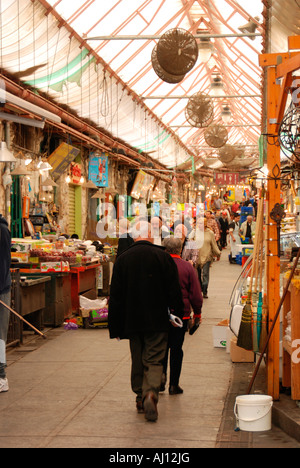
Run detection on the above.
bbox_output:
[0,112,45,128]
[0,89,61,123]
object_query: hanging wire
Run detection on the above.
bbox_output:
[65,37,72,105]
[100,69,110,118]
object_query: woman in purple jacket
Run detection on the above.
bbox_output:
[161,236,203,395]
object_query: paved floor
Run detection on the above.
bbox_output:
[1,249,300,449]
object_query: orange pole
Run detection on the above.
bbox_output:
[266,66,281,400]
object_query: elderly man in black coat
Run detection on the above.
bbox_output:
[108,220,184,422]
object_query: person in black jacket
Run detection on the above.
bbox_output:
[219,211,229,249]
[0,215,11,393]
[108,221,184,422]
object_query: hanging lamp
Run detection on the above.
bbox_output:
[210,76,225,97]
[38,161,52,172]
[221,105,232,124]
[83,180,98,189]
[0,142,17,163]
[238,17,260,40]
[92,190,105,200]
[197,32,214,63]
[41,177,58,187]
[11,161,31,176]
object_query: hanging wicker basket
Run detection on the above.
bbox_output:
[185,92,214,128]
[204,125,228,148]
[218,145,238,164]
[151,46,185,84]
[156,28,199,76]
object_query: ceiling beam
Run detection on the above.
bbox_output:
[86,33,261,40]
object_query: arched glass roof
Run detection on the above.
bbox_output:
[0,0,266,171]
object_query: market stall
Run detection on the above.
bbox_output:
[19,275,51,336]
[10,236,113,326]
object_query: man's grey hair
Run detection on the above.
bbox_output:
[163,236,182,255]
[131,220,151,240]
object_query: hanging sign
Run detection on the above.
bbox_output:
[131,170,154,200]
[48,143,80,180]
[88,153,109,187]
[70,162,82,185]
[215,173,240,186]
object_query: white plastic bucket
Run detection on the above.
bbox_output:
[234,395,273,432]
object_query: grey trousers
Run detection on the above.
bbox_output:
[0,291,11,379]
[129,331,168,403]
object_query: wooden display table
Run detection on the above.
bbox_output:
[70,262,100,312]
[282,279,300,400]
[19,269,72,327]
[20,276,51,340]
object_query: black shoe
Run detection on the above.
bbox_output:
[203,293,208,298]
[169,385,184,395]
[160,373,166,392]
[136,401,144,414]
[143,392,158,422]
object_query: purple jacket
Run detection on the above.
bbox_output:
[171,255,203,320]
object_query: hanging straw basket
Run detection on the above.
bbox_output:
[151,45,185,84]
[185,92,214,128]
[156,28,199,76]
[218,145,237,164]
[204,125,228,148]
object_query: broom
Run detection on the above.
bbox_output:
[259,214,269,353]
[252,199,264,353]
[256,234,265,349]
[237,193,263,351]
[252,239,262,353]
[0,299,46,339]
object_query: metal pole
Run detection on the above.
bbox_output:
[187,145,258,149]
[141,95,261,100]
[170,124,261,128]
[86,33,261,41]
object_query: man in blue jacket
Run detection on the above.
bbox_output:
[0,214,11,393]
[108,221,184,422]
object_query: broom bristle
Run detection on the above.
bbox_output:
[237,296,253,351]
[259,303,268,353]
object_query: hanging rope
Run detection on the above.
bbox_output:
[100,69,110,118]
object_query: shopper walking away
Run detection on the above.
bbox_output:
[161,237,203,395]
[116,218,134,257]
[229,214,241,264]
[197,218,221,298]
[219,211,229,249]
[108,221,184,422]
[0,215,11,393]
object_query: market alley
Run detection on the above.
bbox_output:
[0,251,236,449]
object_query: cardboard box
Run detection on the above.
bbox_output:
[230,337,255,363]
[11,252,29,262]
[213,326,228,348]
[40,261,70,273]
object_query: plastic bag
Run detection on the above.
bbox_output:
[79,296,108,310]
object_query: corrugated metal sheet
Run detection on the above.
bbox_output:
[270,0,300,53]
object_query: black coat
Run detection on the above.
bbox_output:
[0,215,11,295]
[108,241,184,339]
[219,217,229,233]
